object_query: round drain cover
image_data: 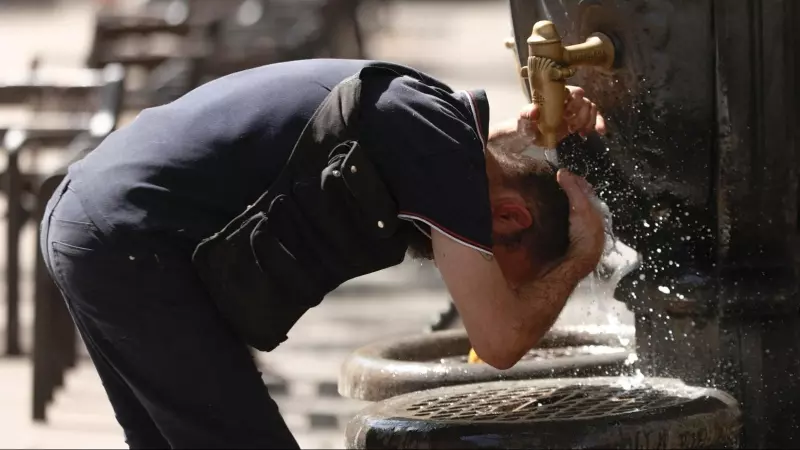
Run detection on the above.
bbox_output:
[346,377,741,449]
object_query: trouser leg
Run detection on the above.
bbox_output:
[42,182,298,449]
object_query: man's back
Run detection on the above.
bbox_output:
[69,59,369,245]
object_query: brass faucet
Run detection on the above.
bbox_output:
[517,20,616,149]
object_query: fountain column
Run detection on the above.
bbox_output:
[509,0,799,447]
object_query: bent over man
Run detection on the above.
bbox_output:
[40,59,606,448]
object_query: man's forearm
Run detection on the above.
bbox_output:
[507,260,588,356]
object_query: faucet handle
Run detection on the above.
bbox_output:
[527,21,567,63]
[528,21,564,45]
[521,20,616,149]
[551,66,577,80]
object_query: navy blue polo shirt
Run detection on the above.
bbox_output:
[68,59,493,256]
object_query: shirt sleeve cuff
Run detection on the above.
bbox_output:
[398,211,493,255]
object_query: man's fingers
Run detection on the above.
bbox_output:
[524,86,607,141]
[520,103,539,121]
[595,113,607,135]
[564,100,578,117]
[582,103,598,136]
[567,86,585,99]
[562,86,608,137]
[573,175,592,194]
[519,104,542,138]
[563,96,584,117]
[571,101,592,135]
[563,86,585,117]
[557,169,590,212]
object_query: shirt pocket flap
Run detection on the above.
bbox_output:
[339,141,398,239]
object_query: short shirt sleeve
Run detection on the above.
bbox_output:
[359,74,493,254]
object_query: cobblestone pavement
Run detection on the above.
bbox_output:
[0,1,634,448]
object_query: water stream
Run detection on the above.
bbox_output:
[550,144,646,386]
[588,195,641,330]
[589,195,647,387]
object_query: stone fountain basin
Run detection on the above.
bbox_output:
[339,325,636,402]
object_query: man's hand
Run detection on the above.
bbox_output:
[487,86,607,155]
[518,86,607,145]
[556,169,605,277]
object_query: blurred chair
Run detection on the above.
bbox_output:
[88,0,378,107]
[428,300,463,332]
[86,0,207,107]
[15,64,128,421]
[0,62,126,356]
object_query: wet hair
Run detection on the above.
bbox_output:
[492,151,571,272]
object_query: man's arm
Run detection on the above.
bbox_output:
[433,232,586,369]
[434,170,604,370]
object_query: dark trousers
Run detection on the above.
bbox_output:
[40,179,300,449]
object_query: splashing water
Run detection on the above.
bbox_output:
[591,196,642,290]
[543,149,641,347]
[544,148,642,312]
[617,368,647,390]
[545,152,654,388]
[583,196,642,347]
[585,197,648,386]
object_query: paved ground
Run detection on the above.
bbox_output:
[0,1,634,448]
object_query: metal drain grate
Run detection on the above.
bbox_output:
[403,384,690,422]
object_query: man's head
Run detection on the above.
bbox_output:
[484,142,571,286]
[403,133,571,285]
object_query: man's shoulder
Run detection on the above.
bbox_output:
[355,67,494,255]
[360,73,488,158]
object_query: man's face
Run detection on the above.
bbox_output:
[484,150,572,286]
[488,187,541,287]
[491,238,538,287]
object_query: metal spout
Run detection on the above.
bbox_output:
[513,20,615,149]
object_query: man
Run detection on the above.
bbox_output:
[40,59,605,448]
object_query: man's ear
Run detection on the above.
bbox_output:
[492,199,533,234]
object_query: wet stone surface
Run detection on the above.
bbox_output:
[434,345,625,364]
